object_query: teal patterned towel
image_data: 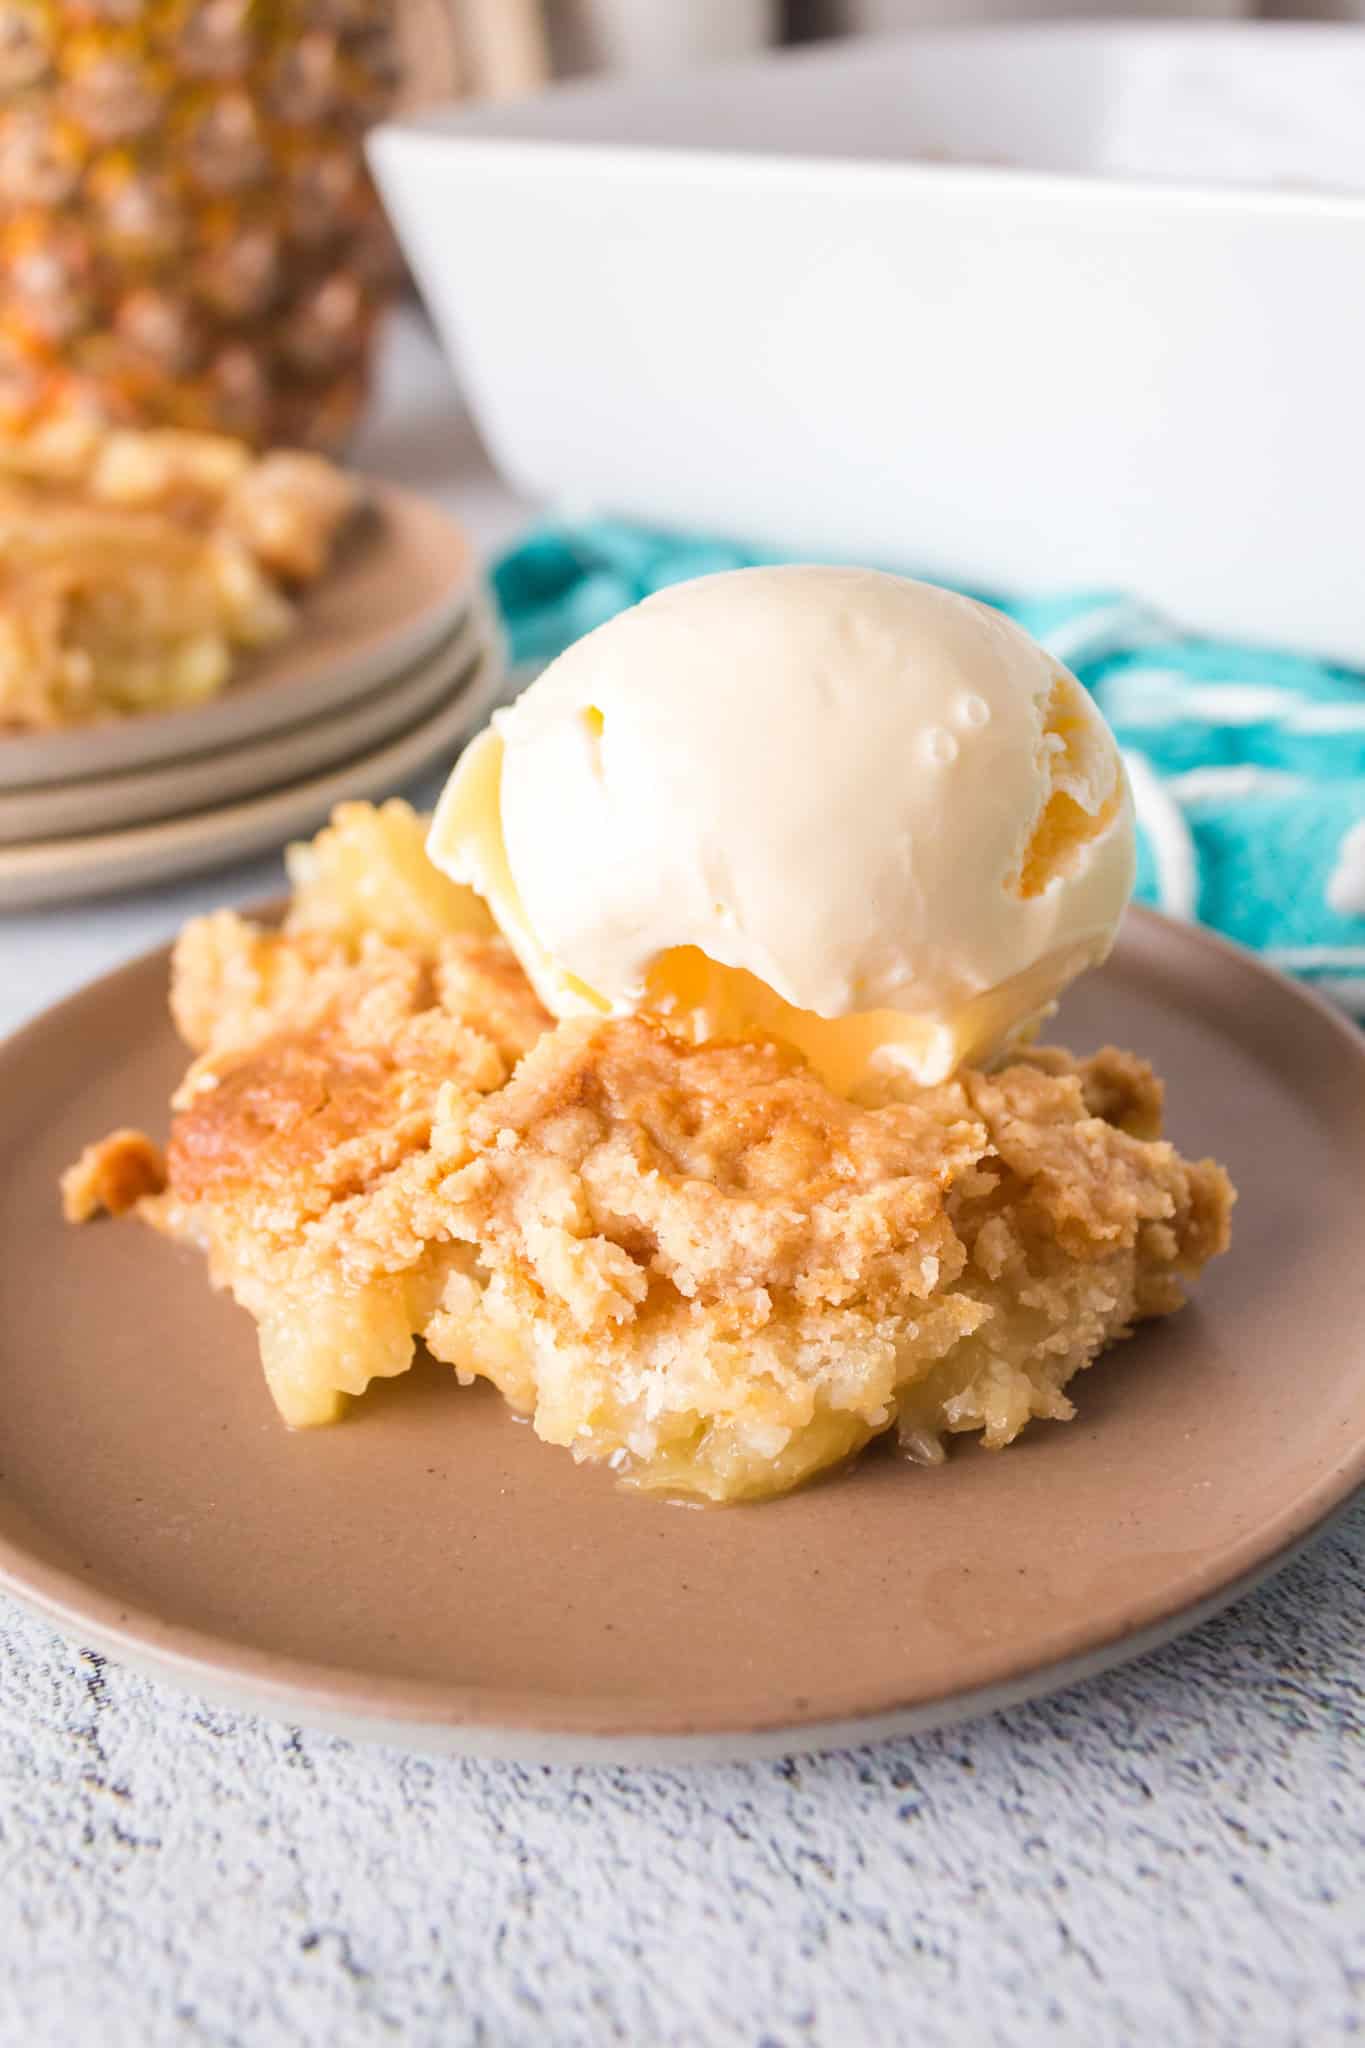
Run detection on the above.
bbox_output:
[492,522,1365,1020]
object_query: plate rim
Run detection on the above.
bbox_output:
[0,1507,1348,1764]
[2,906,1363,1758]
[0,628,505,909]
[0,610,488,847]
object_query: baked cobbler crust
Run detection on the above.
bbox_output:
[64,801,1234,1502]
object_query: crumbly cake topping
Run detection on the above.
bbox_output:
[65,801,1235,1501]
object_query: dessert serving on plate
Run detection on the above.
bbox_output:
[0,420,358,732]
[65,568,1233,1504]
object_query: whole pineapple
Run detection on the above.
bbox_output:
[0,0,413,450]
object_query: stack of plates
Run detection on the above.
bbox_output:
[0,485,504,911]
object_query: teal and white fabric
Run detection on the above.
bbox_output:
[493,523,1365,1019]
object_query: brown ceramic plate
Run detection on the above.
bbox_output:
[0,485,475,792]
[1,911,1362,1761]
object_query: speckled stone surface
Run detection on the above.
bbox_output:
[1,317,1360,2047]
[0,1498,1361,2048]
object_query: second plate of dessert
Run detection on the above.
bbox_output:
[0,483,477,790]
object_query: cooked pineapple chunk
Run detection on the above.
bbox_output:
[285,799,494,951]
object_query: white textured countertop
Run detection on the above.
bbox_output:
[1,317,1360,2048]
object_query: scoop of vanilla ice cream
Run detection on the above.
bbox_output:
[428,566,1135,1090]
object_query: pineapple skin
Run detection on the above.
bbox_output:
[0,0,405,451]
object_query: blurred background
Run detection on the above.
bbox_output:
[1,0,1355,464]
[455,0,1364,90]
[550,0,1363,76]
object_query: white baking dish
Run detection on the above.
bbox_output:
[371,24,1365,659]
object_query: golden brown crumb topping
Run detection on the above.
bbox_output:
[446,1017,986,1319]
[63,802,1235,1498]
[166,924,550,1219]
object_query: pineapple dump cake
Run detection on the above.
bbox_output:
[0,418,357,731]
[65,572,1233,1504]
